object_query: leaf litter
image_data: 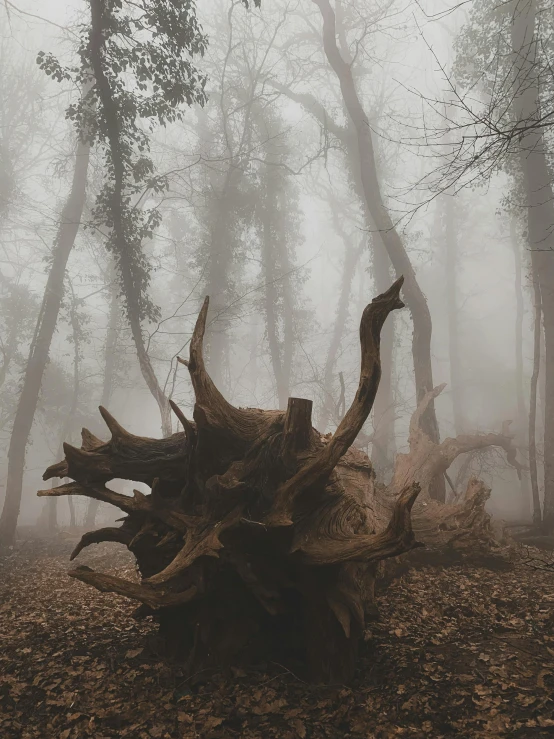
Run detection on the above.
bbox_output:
[1,539,554,738]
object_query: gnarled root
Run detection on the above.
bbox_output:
[39,280,416,684]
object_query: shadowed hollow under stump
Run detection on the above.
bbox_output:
[38,277,521,683]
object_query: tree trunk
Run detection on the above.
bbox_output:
[0,130,90,546]
[259,123,294,410]
[266,82,397,479]
[510,216,532,520]
[319,234,364,431]
[313,0,443,499]
[510,0,554,530]
[88,6,171,438]
[84,276,120,529]
[40,283,84,530]
[529,273,542,525]
[444,193,464,434]
[67,284,81,528]
[204,177,234,392]
[371,242,396,475]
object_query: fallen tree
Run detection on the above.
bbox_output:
[38,279,522,683]
[387,384,522,565]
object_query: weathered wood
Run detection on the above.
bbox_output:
[282,397,313,456]
[38,281,518,684]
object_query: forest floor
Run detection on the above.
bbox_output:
[1,538,554,739]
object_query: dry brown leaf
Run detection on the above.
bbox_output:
[125,648,143,659]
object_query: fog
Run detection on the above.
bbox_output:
[0,0,548,537]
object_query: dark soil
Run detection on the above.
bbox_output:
[1,536,554,738]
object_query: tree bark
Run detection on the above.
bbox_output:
[0,128,91,546]
[312,0,442,499]
[510,0,554,529]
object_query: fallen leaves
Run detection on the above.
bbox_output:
[2,539,554,738]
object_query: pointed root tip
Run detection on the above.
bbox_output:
[98,405,131,438]
[69,565,93,577]
[177,356,189,367]
[169,399,193,433]
[194,297,210,335]
[63,441,86,461]
[43,460,68,481]
[390,275,405,308]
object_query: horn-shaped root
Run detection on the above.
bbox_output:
[69,566,197,609]
[182,297,282,444]
[70,527,133,561]
[266,277,405,526]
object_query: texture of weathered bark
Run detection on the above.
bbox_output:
[39,280,520,683]
[0,108,91,546]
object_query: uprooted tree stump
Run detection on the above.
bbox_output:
[38,278,523,684]
[384,383,523,568]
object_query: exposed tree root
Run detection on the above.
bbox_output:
[38,278,522,683]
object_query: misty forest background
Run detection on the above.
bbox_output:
[0,0,552,538]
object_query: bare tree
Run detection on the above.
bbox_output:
[0,86,91,545]
[311,0,443,498]
[510,0,554,529]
